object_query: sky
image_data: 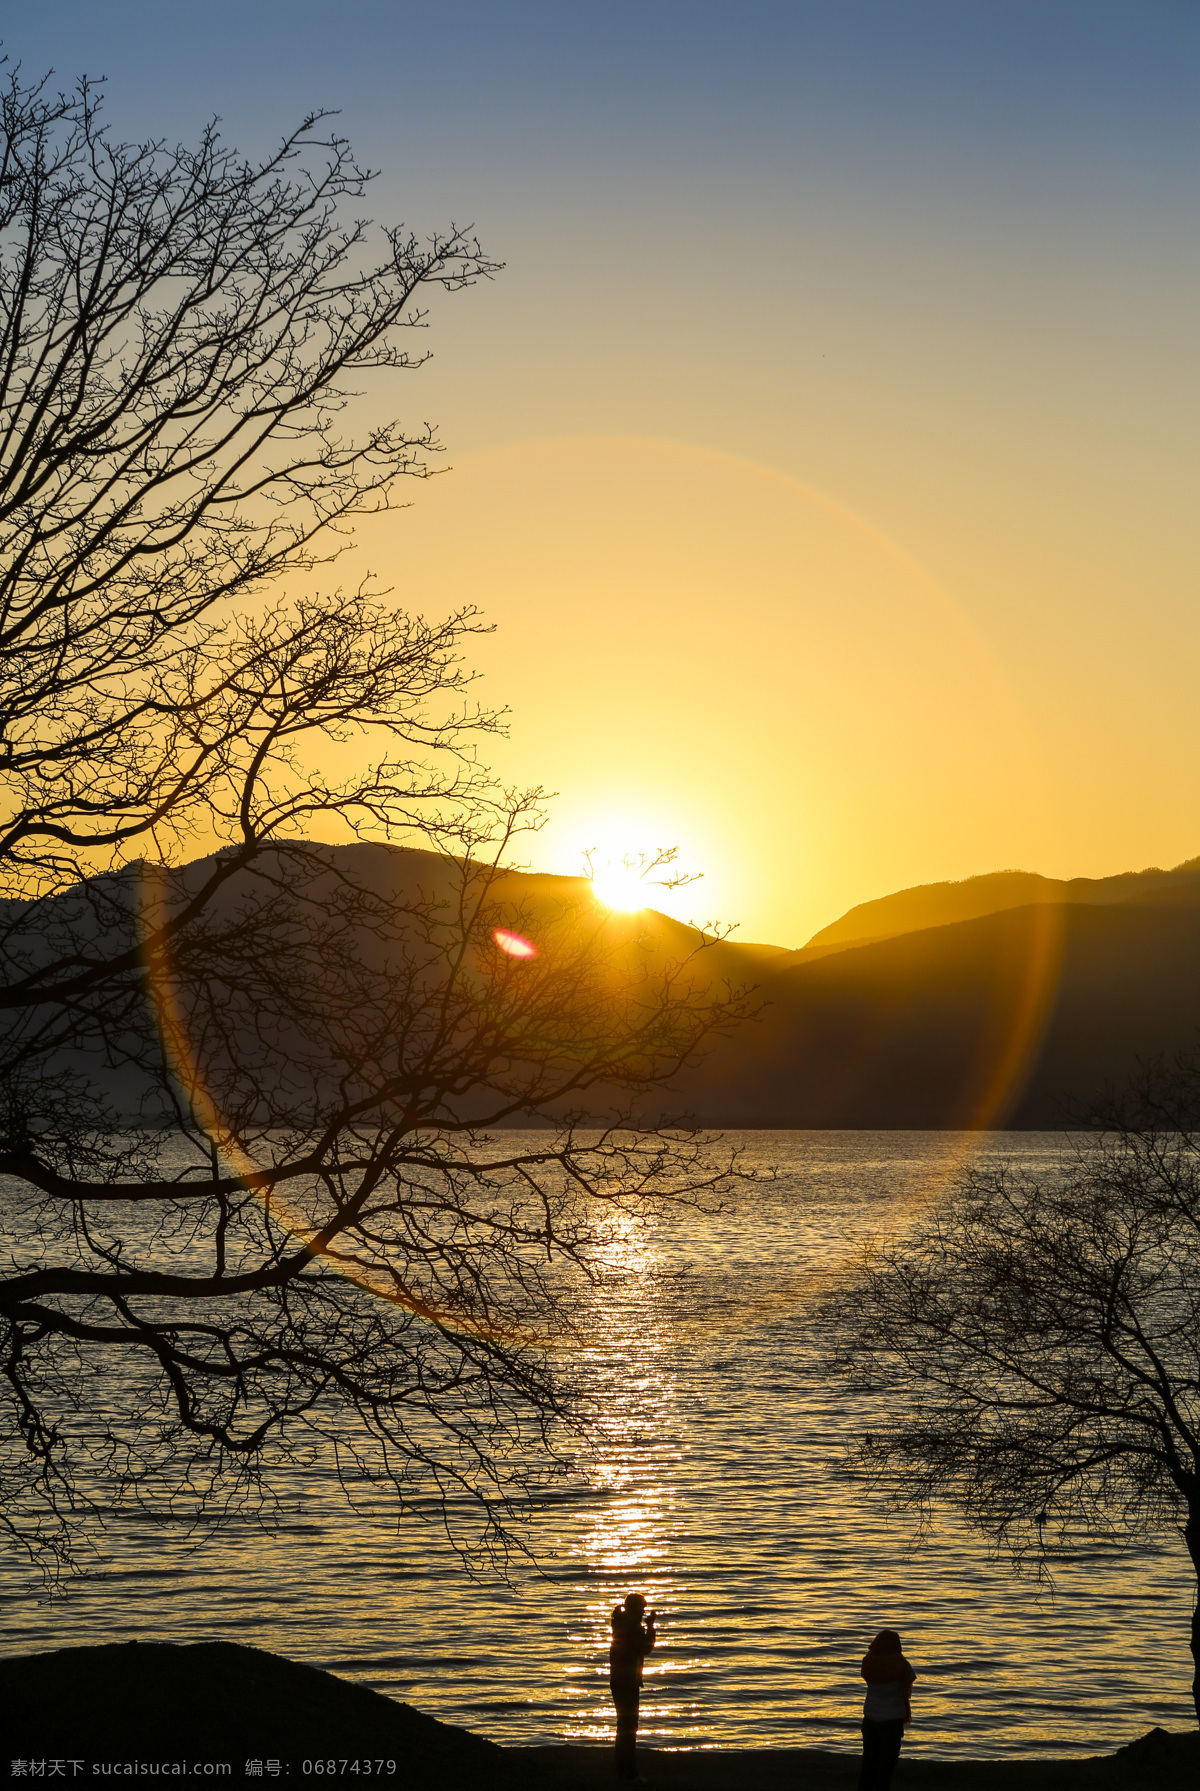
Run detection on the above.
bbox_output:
[11,2,1199,945]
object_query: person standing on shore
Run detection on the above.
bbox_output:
[609,1593,656,1780]
[858,1627,917,1791]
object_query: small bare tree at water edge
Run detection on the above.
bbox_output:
[827,1061,1200,1727]
[0,66,755,1582]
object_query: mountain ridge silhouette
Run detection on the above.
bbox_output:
[793,857,1200,961]
[20,843,1200,1129]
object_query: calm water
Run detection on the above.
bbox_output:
[0,1131,1192,1758]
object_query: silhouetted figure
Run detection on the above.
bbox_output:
[858,1627,916,1791]
[609,1592,656,1780]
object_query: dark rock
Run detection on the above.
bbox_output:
[2,1640,518,1787]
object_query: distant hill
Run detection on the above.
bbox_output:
[20,844,1200,1129]
[675,890,1200,1127]
[795,858,1200,961]
[322,846,1200,1128]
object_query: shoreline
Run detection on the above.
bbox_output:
[507,1730,1196,1788]
[2,1642,1195,1789]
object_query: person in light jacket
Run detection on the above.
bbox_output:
[858,1627,917,1791]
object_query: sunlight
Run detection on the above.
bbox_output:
[567,1206,681,1744]
[582,830,700,916]
[336,437,1056,947]
[589,858,650,912]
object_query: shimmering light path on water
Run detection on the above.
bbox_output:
[0,1133,1191,1756]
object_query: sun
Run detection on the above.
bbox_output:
[583,838,698,915]
[589,857,651,912]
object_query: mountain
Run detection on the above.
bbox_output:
[676,888,1200,1127]
[793,859,1200,962]
[15,844,1200,1129]
[272,846,1200,1128]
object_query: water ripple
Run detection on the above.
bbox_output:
[0,1131,1190,1757]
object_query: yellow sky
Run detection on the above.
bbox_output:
[327,436,1060,947]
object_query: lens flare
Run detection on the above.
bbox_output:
[492,926,539,958]
[137,863,551,1344]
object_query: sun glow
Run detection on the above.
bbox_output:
[330,435,1057,948]
[589,858,652,912]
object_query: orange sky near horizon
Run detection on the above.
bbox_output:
[320,436,1061,948]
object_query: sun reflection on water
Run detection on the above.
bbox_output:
[561,1208,708,1742]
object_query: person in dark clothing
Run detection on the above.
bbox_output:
[609,1593,656,1780]
[858,1627,917,1791]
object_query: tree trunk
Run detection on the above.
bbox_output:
[1187,1502,1200,1728]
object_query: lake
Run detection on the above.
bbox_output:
[0,1131,1191,1758]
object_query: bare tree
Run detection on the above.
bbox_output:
[0,66,754,1582]
[832,1063,1200,1725]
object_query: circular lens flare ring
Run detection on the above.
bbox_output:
[139,865,550,1343]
